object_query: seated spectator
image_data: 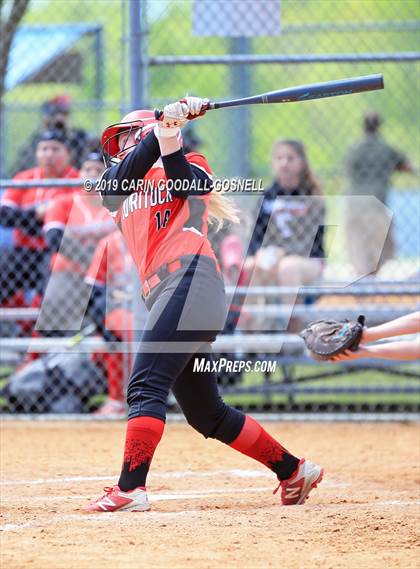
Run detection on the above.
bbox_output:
[85,230,135,417]
[12,94,90,173]
[0,130,79,308]
[36,153,114,335]
[243,140,325,329]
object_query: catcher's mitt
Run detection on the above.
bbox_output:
[300,315,365,361]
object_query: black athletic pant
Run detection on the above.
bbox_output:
[127,255,245,444]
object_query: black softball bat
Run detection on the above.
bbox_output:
[154,74,384,118]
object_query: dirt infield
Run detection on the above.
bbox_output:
[1,420,419,569]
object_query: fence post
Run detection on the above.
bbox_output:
[0,102,5,178]
[129,0,149,349]
[129,0,148,109]
[229,37,251,179]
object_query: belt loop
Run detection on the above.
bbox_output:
[142,279,151,298]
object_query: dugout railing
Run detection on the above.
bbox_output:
[1,282,418,414]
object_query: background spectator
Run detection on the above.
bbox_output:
[345,110,414,275]
[0,130,79,308]
[78,150,105,180]
[245,139,325,289]
[37,153,114,335]
[85,230,134,417]
[242,140,325,331]
[12,94,90,173]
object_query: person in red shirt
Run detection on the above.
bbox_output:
[37,153,114,335]
[86,98,323,513]
[85,230,134,416]
[0,130,79,306]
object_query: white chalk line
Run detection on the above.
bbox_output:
[1,521,37,532]
[0,487,271,532]
[0,479,350,505]
[0,487,273,531]
[0,469,349,488]
[2,496,420,533]
[0,486,273,504]
[0,469,269,486]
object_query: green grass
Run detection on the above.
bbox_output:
[240,366,419,385]
[223,393,419,407]
[88,393,107,408]
[222,366,420,407]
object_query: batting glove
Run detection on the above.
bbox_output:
[154,97,209,138]
[181,96,209,119]
[154,101,188,138]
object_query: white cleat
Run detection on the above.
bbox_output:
[274,458,324,505]
[86,485,150,512]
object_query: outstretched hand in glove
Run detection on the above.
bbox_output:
[300,315,366,361]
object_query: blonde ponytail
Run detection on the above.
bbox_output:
[208,190,240,231]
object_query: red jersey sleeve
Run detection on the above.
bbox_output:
[186,153,214,178]
[43,195,72,232]
[0,172,27,208]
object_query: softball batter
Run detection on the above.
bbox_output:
[87,97,323,512]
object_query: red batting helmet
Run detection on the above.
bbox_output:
[101,109,158,165]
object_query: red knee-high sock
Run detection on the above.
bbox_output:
[118,416,165,491]
[229,415,300,480]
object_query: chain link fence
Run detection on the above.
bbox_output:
[0,0,419,416]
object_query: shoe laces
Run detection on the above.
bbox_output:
[94,486,119,501]
[273,481,282,495]
[273,462,302,495]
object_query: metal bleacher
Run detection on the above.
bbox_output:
[1,281,418,383]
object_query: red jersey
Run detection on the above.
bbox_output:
[1,166,79,250]
[85,230,132,290]
[44,192,115,274]
[111,153,217,282]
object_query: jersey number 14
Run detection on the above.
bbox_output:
[155,209,171,231]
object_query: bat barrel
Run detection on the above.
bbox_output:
[300,73,384,97]
[268,73,384,103]
[211,74,384,109]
